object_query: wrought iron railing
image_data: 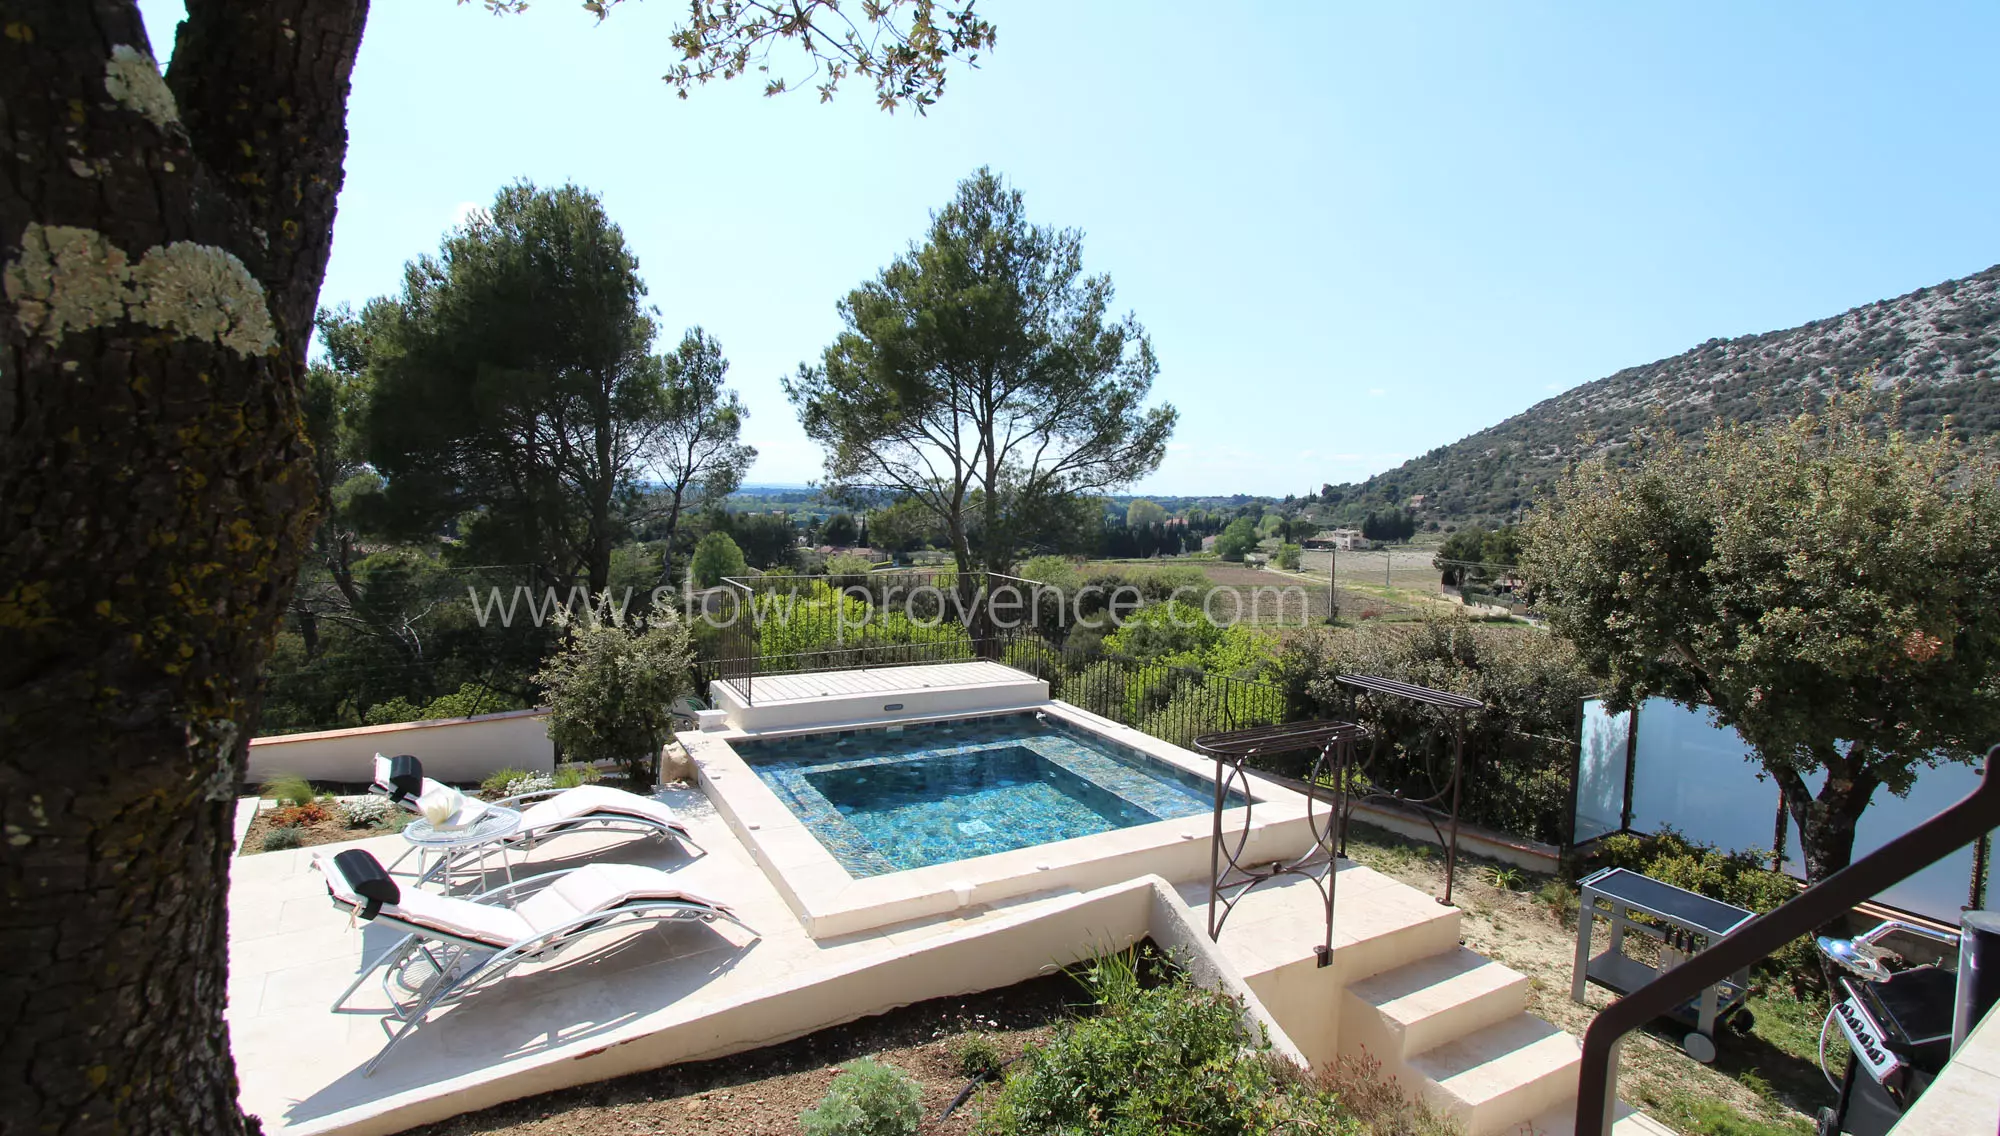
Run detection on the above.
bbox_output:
[1053,653,1288,748]
[1574,748,2000,1136]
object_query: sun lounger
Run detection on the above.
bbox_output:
[371,754,703,868]
[318,847,752,1073]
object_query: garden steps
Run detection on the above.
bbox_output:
[1405,1013,1583,1136]
[1340,946,1532,1064]
[1518,1098,1680,1136]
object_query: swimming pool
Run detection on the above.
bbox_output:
[730,712,1246,876]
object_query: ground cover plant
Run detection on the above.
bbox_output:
[975,948,1346,1136]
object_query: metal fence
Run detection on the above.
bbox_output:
[706,569,1045,704]
[1049,652,1288,749]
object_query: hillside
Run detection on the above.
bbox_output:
[1323,263,2000,524]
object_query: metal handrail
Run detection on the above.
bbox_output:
[1575,747,2000,1136]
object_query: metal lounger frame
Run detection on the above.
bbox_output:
[376,786,706,887]
[328,868,755,1075]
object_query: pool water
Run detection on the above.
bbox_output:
[732,712,1244,876]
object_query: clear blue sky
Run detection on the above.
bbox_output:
[138,1,2000,497]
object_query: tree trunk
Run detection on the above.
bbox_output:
[1,3,366,1131]
[1770,756,1881,883]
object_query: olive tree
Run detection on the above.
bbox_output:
[1521,395,2000,882]
[0,3,990,1129]
[534,599,693,783]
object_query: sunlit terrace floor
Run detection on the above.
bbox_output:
[227,784,1148,1135]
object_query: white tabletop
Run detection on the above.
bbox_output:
[401,804,522,848]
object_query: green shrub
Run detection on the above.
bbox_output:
[950,1032,1006,1080]
[261,824,304,852]
[1001,639,1062,682]
[481,768,531,797]
[262,774,315,808]
[978,958,1331,1136]
[799,1058,923,1136]
[535,598,693,783]
[552,762,600,789]
[364,696,422,726]
[1275,542,1303,570]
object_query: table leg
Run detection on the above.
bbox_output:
[1572,889,1596,1003]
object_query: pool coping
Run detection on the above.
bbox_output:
[678,699,1320,939]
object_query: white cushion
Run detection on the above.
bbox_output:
[315,853,532,946]
[513,863,729,932]
[518,786,687,834]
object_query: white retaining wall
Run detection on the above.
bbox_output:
[246,708,554,785]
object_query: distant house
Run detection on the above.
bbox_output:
[1304,528,1365,550]
[1406,494,1427,509]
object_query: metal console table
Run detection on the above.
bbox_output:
[1571,866,1756,1062]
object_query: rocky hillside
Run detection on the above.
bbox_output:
[1326,263,2000,524]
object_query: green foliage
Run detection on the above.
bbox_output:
[1524,393,2000,879]
[822,512,860,545]
[362,696,422,726]
[690,531,748,588]
[1360,509,1416,542]
[359,181,673,590]
[1434,525,1519,585]
[260,825,304,852]
[534,598,693,782]
[1213,517,1259,561]
[1001,638,1063,682]
[798,1058,923,1136]
[647,328,757,577]
[1274,542,1302,570]
[786,168,1175,574]
[868,495,945,556]
[751,581,972,665]
[950,1032,1006,1080]
[481,768,531,797]
[978,962,1335,1136]
[824,552,876,577]
[1281,615,1593,844]
[552,762,600,789]
[1125,498,1169,528]
[367,682,520,724]
[262,775,315,808]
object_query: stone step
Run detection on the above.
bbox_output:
[1518,1098,1679,1136]
[1408,1013,1584,1136]
[1342,946,1531,1062]
[1181,864,1463,988]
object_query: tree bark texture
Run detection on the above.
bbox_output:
[1771,759,1881,884]
[1,2,365,1131]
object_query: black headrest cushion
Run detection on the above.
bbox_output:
[385,754,423,802]
[331,849,400,919]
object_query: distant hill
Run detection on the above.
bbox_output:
[1321,263,2000,525]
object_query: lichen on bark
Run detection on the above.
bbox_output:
[4,222,276,356]
[104,43,179,127]
[132,242,279,357]
[3,223,132,344]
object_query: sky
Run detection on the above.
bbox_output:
[137,1,2000,497]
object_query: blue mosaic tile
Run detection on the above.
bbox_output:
[731,712,1245,877]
